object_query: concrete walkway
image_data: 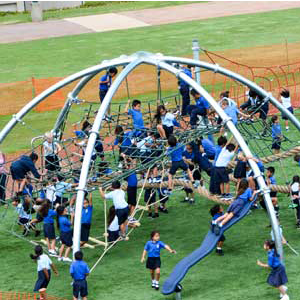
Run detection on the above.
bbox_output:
[1,1,300,44]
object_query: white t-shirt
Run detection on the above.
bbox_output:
[291,182,299,194]
[137,136,153,153]
[46,185,56,203]
[105,190,128,210]
[16,203,31,220]
[43,141,59,157]
[215,148,234,167]
[108,215,119,231]
[162,113,175,127]
[37,254,52,272]
[281,96,292,109]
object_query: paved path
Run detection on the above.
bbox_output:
[1,1,300,44]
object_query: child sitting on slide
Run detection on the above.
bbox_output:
[211,179,259,235]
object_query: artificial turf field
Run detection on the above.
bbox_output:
[1,4,300,300]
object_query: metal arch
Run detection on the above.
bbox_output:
[72,57,144,255]
[0,56,135,144]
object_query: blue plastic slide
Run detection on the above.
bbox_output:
[162,200,255,295]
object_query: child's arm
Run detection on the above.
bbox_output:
[141,250,147,263]
[43,268,50,281]
[124,99,131,113]
[256,260,270,268]
[50,263,59,276]
[89,193,93,206]
[99,187,105,199]
[250,190,260,201]
[165,245,176,254]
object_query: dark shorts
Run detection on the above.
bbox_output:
[99,89,108,102]
[108,230,119,242]
[169,160,188,175]
[60,230,73,247]
[162,125,174,138]
[73,279,88,298]
[127,186,137,206]
[81,223,91,242]
[234,161,247,179]
[10,166,25,180]
[270,191,277,198]
[45,155,60,172]
[18,217,30,225]
[116,207,129,225]
[281,106,294,120]
[267,265,288,287]
[219,234,226,242]
[54,196,68,206]
[158,189,168,204]
[144,188,156,204]
[227,199,244,217]
[214,167,229,183]
[272,140,281,150]
[34,270,51,292]
[146,257,161,270]
[44,223,55,240]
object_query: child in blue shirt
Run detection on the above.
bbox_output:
[266,166,279,218]
[57,205,73,262]
[70,251,90,300]
[114,125,137,159]
[200,137,216,160]
[212,179,259,235]
[141,231,176,290]
[271,115,282,154]
[179,65,193,116]
[210,205,226,255]
[125,99,146,138]
[257,240,289,300]
[99,67,118,103]
[80,192,93,247]
[166,135,196,195]
[39,201,57,256]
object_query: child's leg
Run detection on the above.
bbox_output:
[168,174,173,190]
[154,204,158,214]
[272,197,278,206]
[187,168,194,183]
[46,238,51,250]
[217,241,224,248]
[150,269,155,280]
[285,120,289,128]
[39,288,47,300]
[277,285,287,295]
[220,212,234,226]
[155,268,161,282]
[120,220,128,236]
[248,177,255,190]
[59,244,65,257]
[220,182,224,194]
[225,182,230,194]
[73,297,78,300]
[214,213,228,223]
[64,246,71,258]
[157,125,166,139]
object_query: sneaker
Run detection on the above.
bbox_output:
[49,249,57,256]
[225,193,233,199]
[152,213,159,219]
[296,223,300,229]
[57,257,63,262]
[128,217,139,223]
[63,257,72,263]
[286,127,289,131]
[216,248,224,256]
[180,198,189,203]
[158,206,168,213]
[163,189,172,196]
[22,228,29,236]
[148,212,153,218]
[189,199,195,205]
[151,281,156,288]
[35,230,41,237]
[280,286,288,298]
[280,294,289,300]
[155,282,159,290]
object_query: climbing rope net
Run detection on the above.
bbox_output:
[0,51,299,274]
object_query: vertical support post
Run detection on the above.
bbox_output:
[175,292,182,300]
[192,39,201,85]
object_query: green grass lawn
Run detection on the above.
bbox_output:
[0,1,191,25]
[1,7,300,83]
[1,186,299,300]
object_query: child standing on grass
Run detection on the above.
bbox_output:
[266,166,280,218]
[257,240,289,300]
[280,89,294,131]
[30,245,58,300]
[107,206,119,242]
[290,175,300,229]
[141,231,176,290]
[212,179,259,235]
[99,180,129,239]
[70,251,90,300]
[210,205,226,256]
[271,115,282,154]
[57,205,73,262]
[80,193,93,247]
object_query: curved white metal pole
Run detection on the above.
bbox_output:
[0,57,134,144]
[162,56,300,131]
[72,57,144,256]
[155,60,283,260]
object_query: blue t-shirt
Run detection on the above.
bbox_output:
[224,105,240,125]
[268,249,281,269]
[212,212,223,220]
[168,143,184,162]
[126,173,138,187]
[272,124,281,139]
[195,96,210,110]
[202,139,216,157]
[144,240,166,257]
[128,108,144,130]
[197,153,212,171]
[23,184,33,197]
[179,68,192,88]
[44,209,57,224]
[268,176,276,185]
[114,131,133,147]
[182,150,194,160]
[237,187,253,203]
[99,74,111,91]
[81,205,93,224]
[59,215,72,233]
[70,260,90,281]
